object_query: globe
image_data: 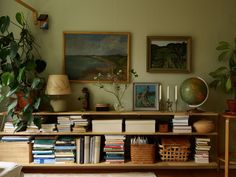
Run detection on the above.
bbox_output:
[180,77,209,108]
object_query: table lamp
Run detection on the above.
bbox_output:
[46,74,71,112]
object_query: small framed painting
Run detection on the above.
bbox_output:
[63,32,131,83]
[133,82,159,111]
[147,36,192,73]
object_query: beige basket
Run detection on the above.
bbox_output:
[130,144,156,164]
[159,138,190,162]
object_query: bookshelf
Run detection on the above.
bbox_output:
[0,111,219,173]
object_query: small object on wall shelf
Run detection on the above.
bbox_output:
[37,14,49,30]
[15,0,49,29]
[95,104,110,111]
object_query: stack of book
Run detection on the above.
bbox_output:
[194,137,211,163]
[57,116,71,132]
[172,115,192,133]
[40,123,56,132]
[3,122,14,133]
[70,115,89,132]
[75,136,101,164]
[1,136,32,142]
[104,135,125,164]
[92,119,122,133]
[32,136,56,164]
[54,136,76,164]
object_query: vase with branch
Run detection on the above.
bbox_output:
[94,69,138,111]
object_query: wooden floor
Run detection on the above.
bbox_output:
[155,169,236,177]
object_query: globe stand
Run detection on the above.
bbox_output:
[187,107,205,113]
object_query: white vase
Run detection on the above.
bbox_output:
[113,102,125,111]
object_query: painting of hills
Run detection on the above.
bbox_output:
[64,32,130,82]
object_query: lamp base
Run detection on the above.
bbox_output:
[50,99,67,112]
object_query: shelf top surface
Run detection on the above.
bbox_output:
[0,111,218,116]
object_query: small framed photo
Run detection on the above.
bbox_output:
[133,82,159,111]
[147,36,192,73]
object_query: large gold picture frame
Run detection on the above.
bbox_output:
[63,32,131,83]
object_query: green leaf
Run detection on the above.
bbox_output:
[229,53,236,70]
[7,99,18,113]
[12,115,21,126]
[15,12,24,26]
[33,97,41,110]
[26,60,36,71]
[0,16,10,33]
[6,86,18,97]
[225,77,232,92]
[17,67,26,83]
[209,66,228,78]
[23,103,31,112]
[218,51,228,62]
[14,120,27,132]
[31,78,41,89]
[10,41,18,59]
[33,116,42,129]
[23,112,33,125]
[216,42,230,50]
[0,95,6,103]
[1,72,14,86]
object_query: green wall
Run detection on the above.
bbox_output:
[1,0,236,112]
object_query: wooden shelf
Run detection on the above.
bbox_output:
[0,111,219,172]
[0,131,218,136]
[22,161,218,170]
[0,111,219,116]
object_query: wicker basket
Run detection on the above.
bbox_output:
[159,138,190,162]
[131,144,156,164]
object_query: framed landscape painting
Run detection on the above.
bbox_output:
[146,36,192,73]
[63,32,131,82]
[133,82,159,111]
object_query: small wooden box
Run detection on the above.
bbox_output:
[159,123,169,132]
[0,142,32,164]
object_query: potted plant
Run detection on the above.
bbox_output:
[0,12,47,131]
[209,37,236,112]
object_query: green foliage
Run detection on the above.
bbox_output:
[209,38,236,96]
[0,12,47,131]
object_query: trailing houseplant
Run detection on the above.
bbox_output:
[0,12,47,131]
[209,37,236,112]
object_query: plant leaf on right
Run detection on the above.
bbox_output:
[209,37,236,96]
[209,37,236,112]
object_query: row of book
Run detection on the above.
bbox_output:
[0,136,212,164]
[40,115,89,133]
[104,135,125,163]
[194,137,211,163]
[32,136,102,164]
[2,115,90,133]
[172,115,192,133]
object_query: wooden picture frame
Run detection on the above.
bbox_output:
[63,32,131,83]
[147,36,192,73]
[133,82,159,111]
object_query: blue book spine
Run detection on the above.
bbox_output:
[33,158,55,164]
